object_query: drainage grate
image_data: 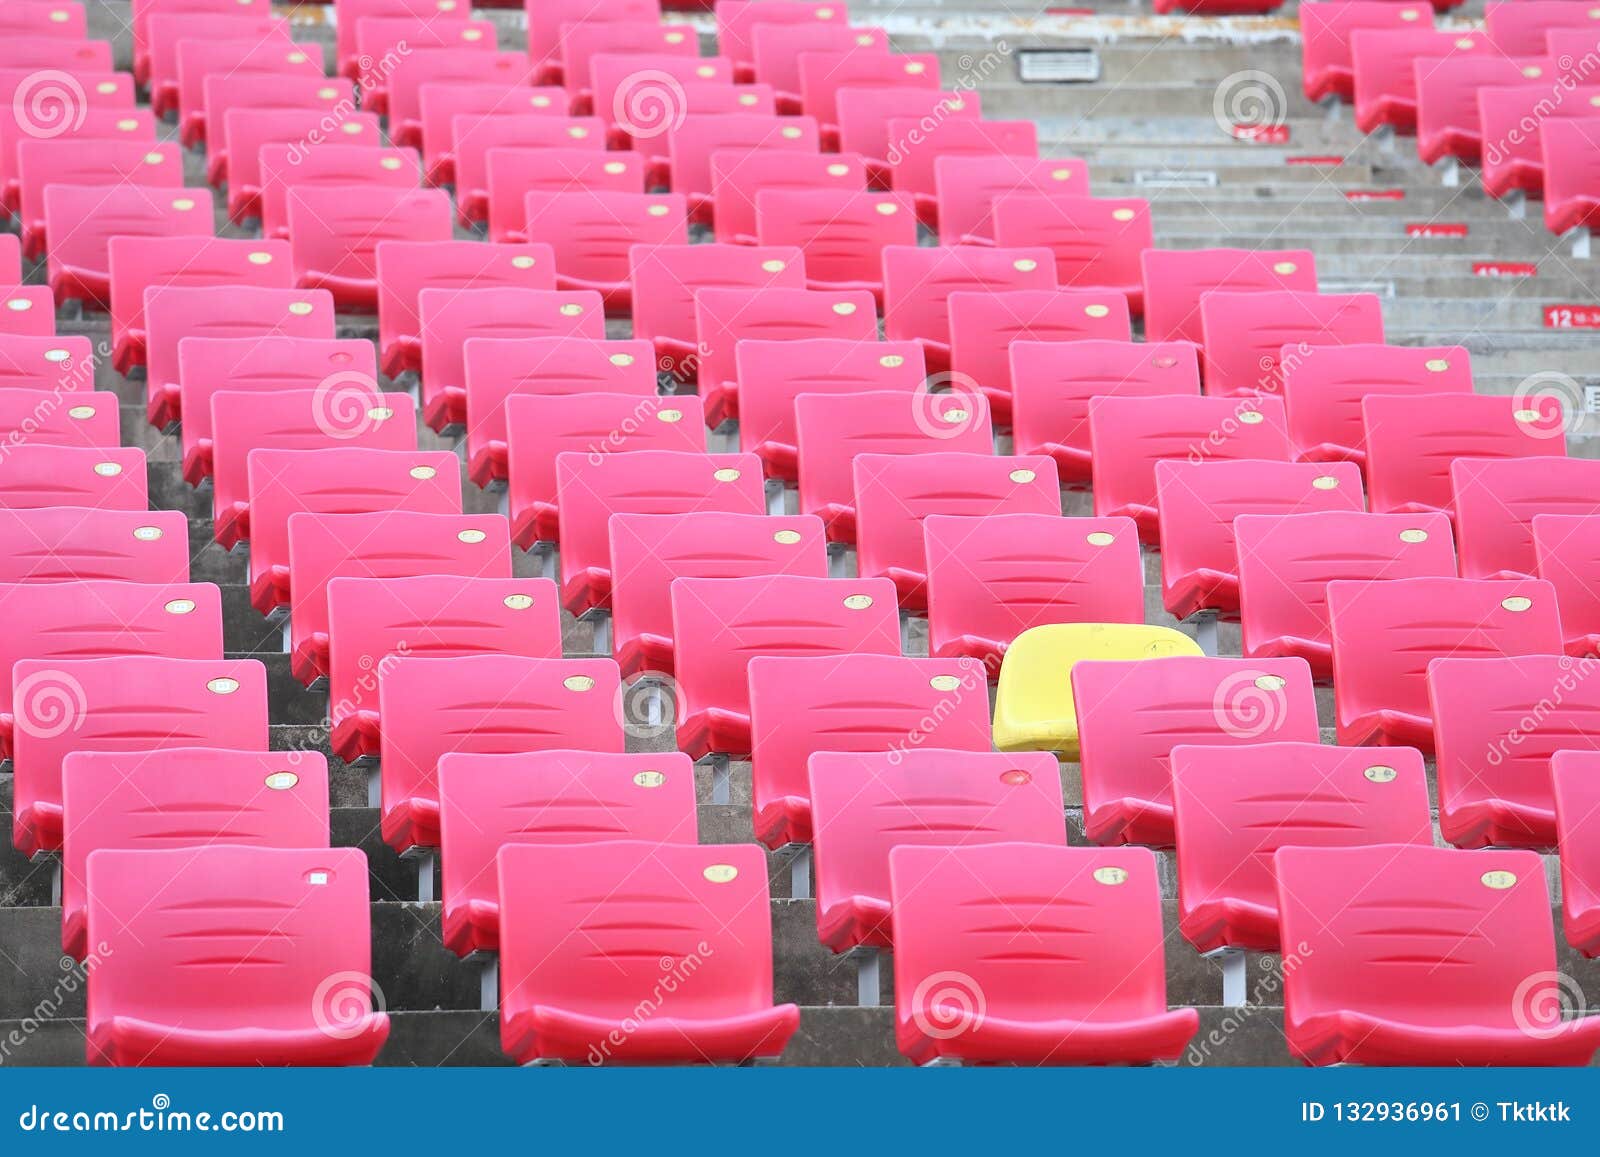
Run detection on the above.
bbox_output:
[1017,48,1101,83]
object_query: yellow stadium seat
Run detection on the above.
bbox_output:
[992,623,1202,759]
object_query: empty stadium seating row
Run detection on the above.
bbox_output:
[0,0,1595,1071]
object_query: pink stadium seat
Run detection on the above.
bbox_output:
[1156,460,1366,622]
[717,0,845,81]
[1452,457,1600,580]
[0,445,146,511]
[337,0,466,79]
[671,574,901,759]
[245,447,460,615]
[173,34,322,147]
[0,581,222,762]
[12,656,267,859]
[145,12,288,117]
[736,338,926,483]
[1552,750,1600,957]
[794,390,994,543]
[0,39,108,77]
[665,114,820,224]
[220,108,383,224]
[464,337,656,486]
[1171,742,1432,954]
[483,147,642,240]
[1485,0,1600,56]
[44,184,210,309]
[385,50,534,149]
[1363,392,1567,518]
[522,191,687,314]
[1429,654,1600,848]
[0,389,119,448]
[1533,513,1600,657]
[1234,510,1458,678]
[924,513,1144,670]
[754,188,916,300]
[948,289,1132,424]
[61,748,327,962]
[418,287,606,432]
[552,451,764,608]
[1010,340,1201,487]
[1416,54,1556,166]
[934,154,1085,246]
[375,240,556,378]
[15,138,181,259]
[208,390,418,551]
[629,244,806,374]
[1088,394,1292,542]
[178,336,376,486]
[753,23,887,111]
[0,334,92,393]
[328,576,563,763]
[1280,343,1472,465]
[712,150,867,245]
[0,508,188,586]
[498,841,797,1064]
[142,285,336,431]
[1198,290,1384,397]
[1327,575,1563,748]
[1350,28,1489,136]
[202,74,354,187]
[379,656,622,852]
[557,21,698,109]
[797,48,940,138]
[881,245,1056,376]
[1073,655,1319,846]
[989,194,1152,317]
[0,0,86,38]
[87,846,386,1067]
[1,105,155,218]
[610,512,828,678]
[260,143,423,241]
[133,0,267,83]
[1479,83,1600,200]
[286,186,451,311]
[109,235,290,375]
[528,0,663,80]
[1543,117,1600,236]
[885,121,1042,227]
[505,394,708,547]
[854,452,1063,610]
[891,843,1199,1065]
[438,750,697,956]
[0,231,20,281]
[810,750,1066,953]
[418,83,571,186]
[695,287,876,427]
[1141,247,1317,347]
[0,286,53,335]
[355,18,497,114]
[1275,844,1600,1065]
[748,654,992,849]
[287,511,512,687]
[834,87,981,181]
[461,121,608,230]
